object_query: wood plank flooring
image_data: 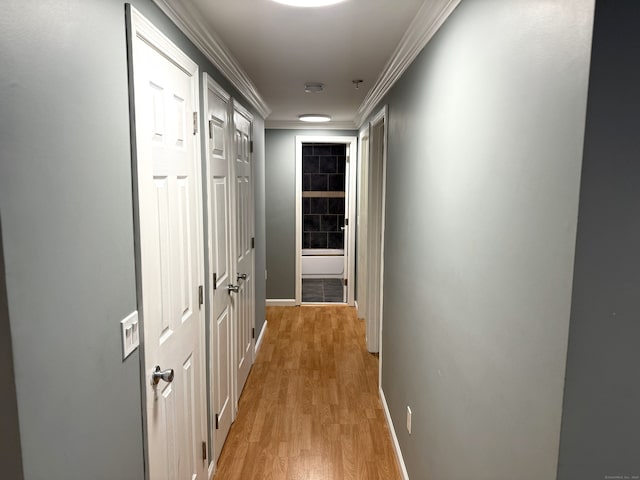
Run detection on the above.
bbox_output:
[213,305,402,480]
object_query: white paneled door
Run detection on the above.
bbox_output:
[130,8,206,480]
[203,75,233,466]
[232,104,254,399]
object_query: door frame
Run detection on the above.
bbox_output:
[127,6,207,479]
[294,135,358,306]
[356,127,370,322]
[362,106,388,356]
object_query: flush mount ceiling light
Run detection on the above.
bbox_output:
[272,0,346,7]
[304,82,324,93]
[299,114,331,123]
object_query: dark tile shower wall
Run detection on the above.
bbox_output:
[302,144,346,250]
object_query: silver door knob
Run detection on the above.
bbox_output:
[152,366,174,385]
[227,284,240,293]
[237,273,247,282]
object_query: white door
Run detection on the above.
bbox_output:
[232,103,254,400]
[130,9,206,480]
[203,75,233,465]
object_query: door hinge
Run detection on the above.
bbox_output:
[213,272,217,290]
[208,119,213,139]
[344,278,348,287]
[201,441,207,460]
[251,237,255,249]
[345,218,349,226]
[215,413,219,430]
[193,112,198,135]
[198,285,204,306]
[252,327,255,339]
[250,140,254,153]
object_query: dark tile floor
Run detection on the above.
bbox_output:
[302,278,344,303]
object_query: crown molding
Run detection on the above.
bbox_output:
[354,0,462,128]
[265,120,357,130]
[153,0,271,119]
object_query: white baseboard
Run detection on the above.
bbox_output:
[255,320,267,353]
[208,461,215,479]
[380,387,410,480]
[266,299,296,306]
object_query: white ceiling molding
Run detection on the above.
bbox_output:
[153,0,271,119]
[354,0,462,128]
[266,120,358,130]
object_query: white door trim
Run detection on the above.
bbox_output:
[294,135,358,306]
[356,127,370,324]
[368,106,388,377]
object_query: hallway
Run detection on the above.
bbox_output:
[214,306,401,479]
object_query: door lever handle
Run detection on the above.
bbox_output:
[237,273,247,282]
[227,284,240,294]
[152,366,174,385]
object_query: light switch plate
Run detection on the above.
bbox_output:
[121,311,139,360]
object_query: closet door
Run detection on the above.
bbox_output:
[231,102,254,400]
[203,74,233,465]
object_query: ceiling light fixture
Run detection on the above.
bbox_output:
[305,82,324,93]
[299,114,331,123]
[272,0,346,7]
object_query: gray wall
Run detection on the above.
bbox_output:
[368,0,595,478]
[264,129,356,300]
[0,219,24,480]
[1,1,144,478]
[557,2,640,478]
[0,0,266,478]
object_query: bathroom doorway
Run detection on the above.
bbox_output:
[295,136,357,305]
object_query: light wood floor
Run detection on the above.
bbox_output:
[214,305,402,480]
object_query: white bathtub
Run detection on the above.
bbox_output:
[301,249,344,278]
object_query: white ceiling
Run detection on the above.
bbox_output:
[154,0,458,128]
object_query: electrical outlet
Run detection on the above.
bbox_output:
[121,311,139,360]
[407,406,412,435]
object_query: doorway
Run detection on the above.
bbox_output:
[295,136,357,305]
[357,107,387,354]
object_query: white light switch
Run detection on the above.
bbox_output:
[121,311,139,360]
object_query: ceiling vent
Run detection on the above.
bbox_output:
[304,82,324,93]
